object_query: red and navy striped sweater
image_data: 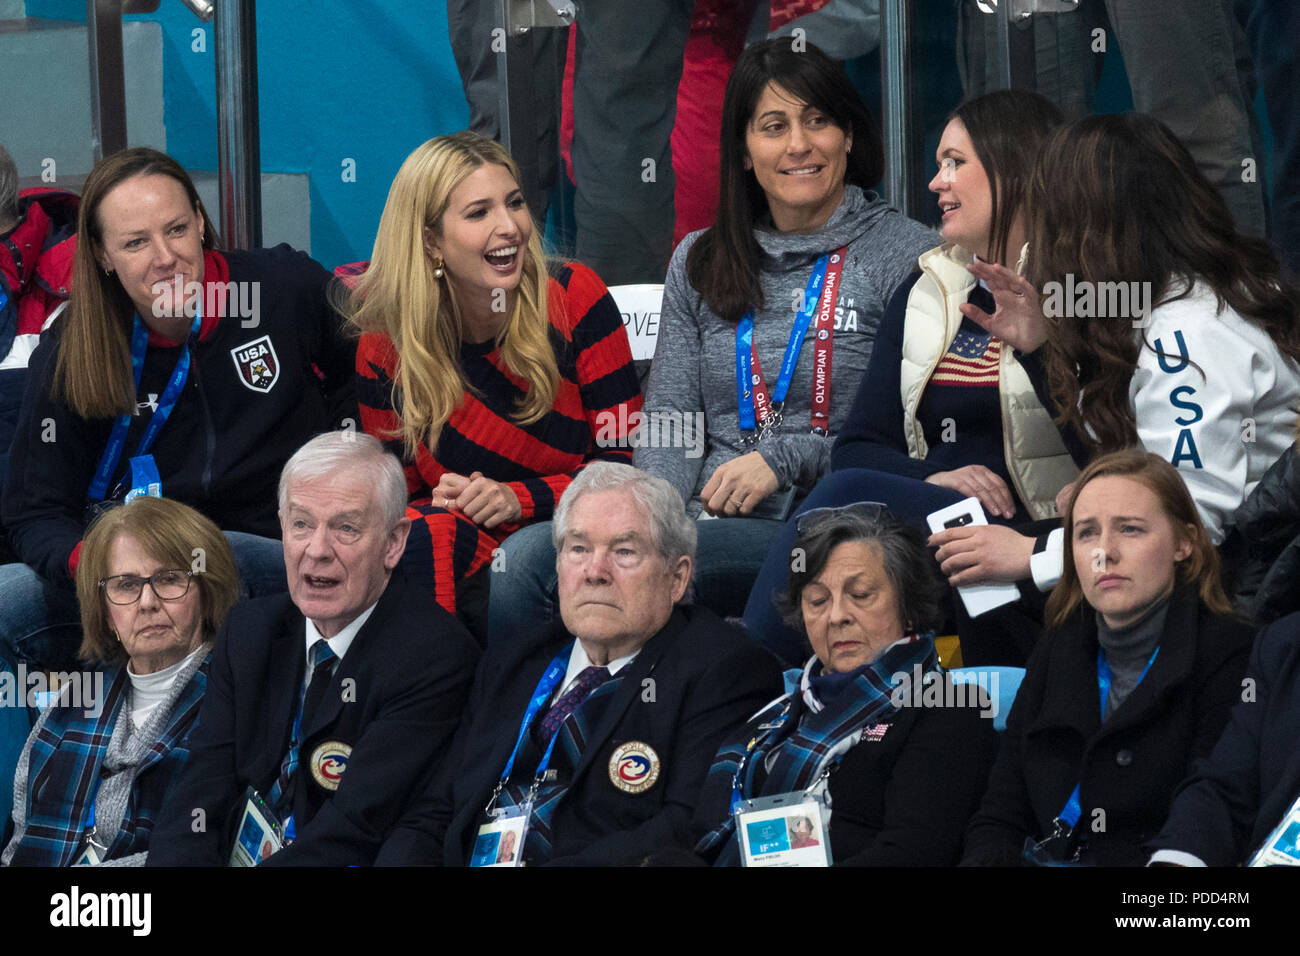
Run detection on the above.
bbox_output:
[354,261,642,612]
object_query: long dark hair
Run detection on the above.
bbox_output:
[53,148,218,419]
[685,38,883,325]
[1028,113,1300,454]
[948,89,1062,265]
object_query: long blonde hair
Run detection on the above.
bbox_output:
[341,132,559,458]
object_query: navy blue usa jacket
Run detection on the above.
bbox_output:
[2,244,356,584]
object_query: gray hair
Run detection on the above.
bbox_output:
[0,145,19,232]
[780,508,942,637]
[278,431,407,529]
[552,462,697,567]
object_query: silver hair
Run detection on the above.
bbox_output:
[0,145,19,231]
[552,462,697,568]
[278,431,407,529]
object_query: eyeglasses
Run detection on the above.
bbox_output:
[99,569,194,605]
[795,501,889,536]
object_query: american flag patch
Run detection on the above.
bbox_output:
[861,723,891,742]
[931,329,1001,387]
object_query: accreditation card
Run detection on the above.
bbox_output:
[469,807,529,868]
[1248,792,1300,867]
[228,786,285,867]
[735,792,831,867]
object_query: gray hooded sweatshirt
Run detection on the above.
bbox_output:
[635,185,937,516]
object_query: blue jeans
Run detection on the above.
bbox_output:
[742,469,966,667]
[487,521,559,650]
[486,515,784,649]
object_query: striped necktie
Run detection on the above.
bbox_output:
[535,665,612,746]
[269,639,337,811]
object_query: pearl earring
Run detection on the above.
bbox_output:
[431,257,445,279]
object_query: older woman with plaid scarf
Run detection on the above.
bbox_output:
[3,497,239,867]
[693,504,998,866]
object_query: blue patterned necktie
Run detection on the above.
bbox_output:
[269,639,337,811]
[534,665,611,746]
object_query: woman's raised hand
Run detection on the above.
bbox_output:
[961,259,1047,354]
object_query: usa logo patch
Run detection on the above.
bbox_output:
[230,335,279,393]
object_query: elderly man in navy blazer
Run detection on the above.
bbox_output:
[378,461,783,866]
[1149,612,1300,867]
[148,431,478,866]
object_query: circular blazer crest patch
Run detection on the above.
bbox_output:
[309,741,352,791]
[608,741,661,794]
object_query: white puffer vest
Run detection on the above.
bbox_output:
[899,244,1077,521]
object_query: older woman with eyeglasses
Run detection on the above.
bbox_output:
[3,496,238,866]
[692,504,998,866]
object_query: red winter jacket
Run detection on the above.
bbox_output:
[0,188,78,366]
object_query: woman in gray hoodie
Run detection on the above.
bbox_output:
[630,39,935,619]
[485,40,934,639]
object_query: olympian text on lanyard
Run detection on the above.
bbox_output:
[736,246,846,444]
[87,310,202,502]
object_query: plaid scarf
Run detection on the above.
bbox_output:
[696,636,938,862]
[7,657,209,867]
[485,675,625,863]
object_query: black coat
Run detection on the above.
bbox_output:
[376,605,784,866]
[962,589,1253,866]
[693,671,1000,866]
[1222,441,1300,625]
[146,572,479,866]
[1151,611,1300,865]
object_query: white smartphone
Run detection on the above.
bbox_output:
[927,497,1022,619]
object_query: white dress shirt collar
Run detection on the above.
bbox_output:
[304,601,379,666]
[554,640,638,702]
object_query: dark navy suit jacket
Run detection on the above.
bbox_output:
[1151,612,1300,865]
[377,604,783,866]
[147,571,479,866]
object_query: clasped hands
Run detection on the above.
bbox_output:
[431,470,521,528]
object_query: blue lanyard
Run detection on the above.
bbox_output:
[728,698,794,814]
[80,779,109,853]
[496,642,575,789]
[87,311,202,501]
[736,253,830,433]
[1057,647,1160,828]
